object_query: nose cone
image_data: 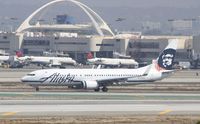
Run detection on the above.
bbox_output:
[21,76,28,82]
[72,60,76,65]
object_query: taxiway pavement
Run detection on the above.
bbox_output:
[0,92,200,117]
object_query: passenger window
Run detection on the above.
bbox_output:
[27,74,35,76]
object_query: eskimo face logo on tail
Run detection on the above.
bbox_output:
[158,48,176,70]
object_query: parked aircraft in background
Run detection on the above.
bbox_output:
[113,52,131,59]
[0,50,77,68]
[0,51,28,68]
[88,57,139,68]
[0,56,27,68]
[87,52,138,68]
[0,55,10,62]
[14,50,76,67]
[21,39,178,92]
[42,51,70,57]
[24,56,77,67]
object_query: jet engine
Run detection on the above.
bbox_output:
[82,80,99,89]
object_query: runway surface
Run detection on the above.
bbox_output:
[0,92,200,117]
[0,69,200,118]
[1,92,200,100]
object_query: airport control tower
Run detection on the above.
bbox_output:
[56,14,74,24]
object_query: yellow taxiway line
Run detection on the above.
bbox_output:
[1,112,18,116]
[159,109,172,115]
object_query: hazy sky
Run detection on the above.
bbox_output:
[0,0,200,31]
[1,0,199,7]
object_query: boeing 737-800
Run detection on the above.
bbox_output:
[21,39,178,92]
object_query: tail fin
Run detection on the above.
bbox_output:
[156,39,178,70]
[15,50,23,57]
[87,52,93,59]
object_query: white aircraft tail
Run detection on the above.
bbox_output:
[153,39,178,71]
[141,39,178,80]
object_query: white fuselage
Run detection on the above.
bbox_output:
[0,56,10,62]
[24,56,76,66]
[88,58,138,66]
[0,55,26,63]
[21,64,168,87]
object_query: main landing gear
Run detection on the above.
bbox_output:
[94,86,108,92]
[102,86,108,92]
[94,87,100,92]
[35,86,39,91]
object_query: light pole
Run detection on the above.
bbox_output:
[10,17,18,32]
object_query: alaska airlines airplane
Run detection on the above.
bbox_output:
[21,39,178,92]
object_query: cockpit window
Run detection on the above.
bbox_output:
[27,74,35,76]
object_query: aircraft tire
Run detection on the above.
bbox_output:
[102,87,108,92]
[94,87,100,92]
[36,87,39,92]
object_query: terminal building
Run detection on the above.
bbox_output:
[0,0,196,64]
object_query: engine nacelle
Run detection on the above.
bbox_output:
[82,80,98,89]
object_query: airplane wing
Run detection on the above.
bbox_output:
[96,76,132,85]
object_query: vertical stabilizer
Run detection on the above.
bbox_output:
[156,39,178,70]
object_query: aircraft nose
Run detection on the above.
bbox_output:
[21,76,28,82]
